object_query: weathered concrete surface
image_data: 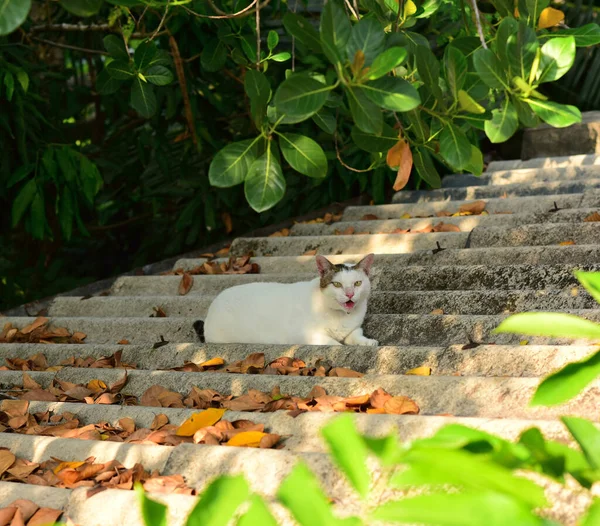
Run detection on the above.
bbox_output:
[487,153,600,172]
[443,165,600,188]
[522,111,600,159]
[0,481,70,510]
[469,223,600,248]
[392,178,600,204]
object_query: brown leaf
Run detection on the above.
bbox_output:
[20,389,57,402]
[388,140,413,191]
[383,396,420,415]
[178,273,194,295]
[430,308,444,315]
[152,307,167,318]
[0,507,15,526]
[343,394,370,406]
[432,222,461,233]
[150,414,169,430]
[118,418,136,434]
[328,367,363,378]
[370,388,392,409]
[118,339,130,345]
[459,200,486,215]
[22,373,42,390]
[308,386,327,399]
[1,400,29,417]
[391,228,411,234]
[109,372,128,393]
[435,210,452,217]
[269,228,290,237]
[222,212,233,234]
[27,508,63,526]
[303,249,317,256]
[241,353,265,373]
[0,449,16,476]
[361,214,379,220]
[584,212,600,222]
[10,500,39,522]
[559,240,575,246]
[20,317,49,335]
[259,433,281,449]
[9,508,24,526]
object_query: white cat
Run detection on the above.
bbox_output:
[195,254,378,346]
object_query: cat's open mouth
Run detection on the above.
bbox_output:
[343,300,355,310]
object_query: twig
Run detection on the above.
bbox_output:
[30,36,108,55]
[150,0,170,41]
[255,0,261,68]
[334,132,373,173]
[352,0,361,20]
[343,0,359,20]
[180,0,271,20]
[169,33,198,147]
[30,23,111,33]
[394,0,404,31]
[470,0,488,49]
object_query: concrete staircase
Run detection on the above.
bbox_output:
[1,153,600,525]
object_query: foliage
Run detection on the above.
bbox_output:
[1,0,598,310]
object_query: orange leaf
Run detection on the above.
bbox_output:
[387,140,413,191]
[72,332,87,341]
[53,460,86,475]
[178,273,194,295]
[198,357,225,369]
[20,317,49,335]
[406,366,432,376]
[222,212,233,234]
[430,309,444,315]
[0,449,16,476]
[559,241,575,246]
[343,394,370,406]
[303,249,317,256]
[87,379,107,393]
[176,408,227,436]
[459,200,486,215]
[538,7,564,29]
[584,212,600,222]
[118,339,130,345]
[28,507,63,526]
[383,396,420,415]
[432,222,461,233]
[226,431,267,447]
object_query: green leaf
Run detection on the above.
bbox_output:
[41,147,57,184]
[391,448,547,508]
[532,348,600,406]
[495,312,600,339]
[186,475,249,526]
[282,13,323,53]
[103,34,129,60]
[245,70,271,128]
[312,109,336,134]
[237,495,278,526]
[513,96,539,127]
[79,155,103,205]
[351,123,399,152]
[7,163,34,188]
[267,30,279,51]
[485,99,518,143]
[134,41,157,71]
[489,0,512,17]
[278,133,327,179]
[361,77,420,112]
[371,491,543,526]
[59,0,102,17]
[507,22,538,80]
[581,499,600,526]
[97,69,122,95]
[135,483,167,526]
[413,147,441,188]
[209,138,260,188]
[458,90,485,114]
[320,0,352,65]
[561,416,600,469]
[201,40,227,72]
[551,24,600,47]
[538,37,576,83]
[474,48,509,90]
[271,52,291,62]
[144,65,173,86]
[321,415,371,498]
[526,99,581,128]
[439,124,471,170]
[526,0,549,27]
[15,70,29,93]
[496,17,519,75]
[106,60,135,80]
[464,145,484,176]
[575,271,600,304]
[278,463,344,526]
[444,46,467,99]
[0,0,31,35]
[366,47,407,80]
[3,72,14,101]
[346,18,385,66]
[12,178,37,226]
[59,186,74,241]
[346,86,383,134]
[29,189,45,240]
[130,77,157,118]
[273,75,330,120]
[405,110,429,142]
[415,45,444,104]
[362,433,403,466]
[244,144,286,213]
[55,148,76,183]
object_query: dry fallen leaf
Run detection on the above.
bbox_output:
[0,450,16,476]
[432,222,461,233]
[361,214,379,220]
[269,228,290,237]
[584,212,600,222]
[226,431,268,447]
[198,357,225,369]
[222,212,233,234]
[430,309,444,315]
[20,317,49,335]
[118,339,130,345]
[383,396,420,415]
[303,249,317,256]
[459,200,486,215]
[387,140,413,192]
[178,273,194,295]
[406,366,432,376]
[176,408,227,436]
[559,241,575,246]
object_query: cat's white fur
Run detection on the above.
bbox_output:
[203,254,377,346]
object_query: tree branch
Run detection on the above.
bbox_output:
[470,0,488,49]
[169,33,198,147]
[255,0,261,68]
[181,0,271,19]
[30,36,108,55]
[150,0,170,41]
[334,132,373,173]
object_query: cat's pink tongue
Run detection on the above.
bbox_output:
[344,300,355,309]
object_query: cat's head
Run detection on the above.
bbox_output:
[315,254,374,313]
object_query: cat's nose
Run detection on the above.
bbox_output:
[345,290,354,299]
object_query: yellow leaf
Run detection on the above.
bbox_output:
[520,340,529,346]
[199,357,225,368]
[400,213,411,219]
[226,431,267,447]
[53,461,86,474]
[404,0,417,16]
[538,7,564,29]
[559,241,575,246]
[87,379,107,393]
[406,366,432,376]
[176,408,227,436]
[458,90,485,114]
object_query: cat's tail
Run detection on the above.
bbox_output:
[193,320,205,343]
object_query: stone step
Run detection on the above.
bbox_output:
[106,263,600,298]
[230,223,600,257]
[345,191,598,220]
[47,288,596,318]
[174,245,600,274]
[442,165,600,188]
[290,208,600,236]
[3,366,600,420]
[392,179,600,204]
[486,153,600,172]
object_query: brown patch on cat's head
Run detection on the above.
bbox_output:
[316,256,358,288]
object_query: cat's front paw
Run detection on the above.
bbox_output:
[359,337,379,346]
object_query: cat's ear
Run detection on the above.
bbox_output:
[316,255,334,277]
[356,253,374,276]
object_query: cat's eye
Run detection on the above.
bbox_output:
[355,281,362,287]
[332,282,342,288]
